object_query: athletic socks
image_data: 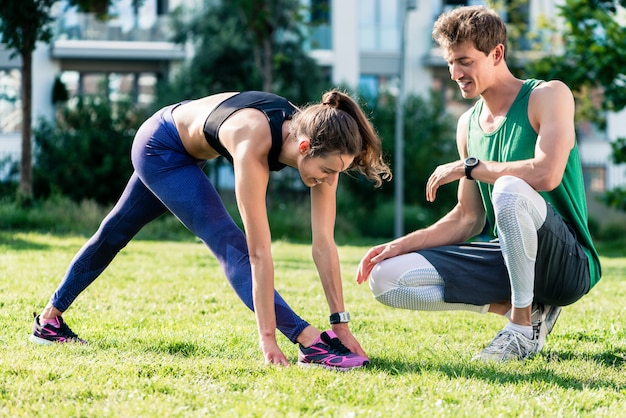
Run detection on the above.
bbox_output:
[504,321,533,340]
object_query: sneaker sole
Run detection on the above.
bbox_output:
[297,361,368,372]
[30,334,56,346]
[536,306,562,352]
[545,306,562,334]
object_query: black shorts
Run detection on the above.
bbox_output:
[418,204,590,307]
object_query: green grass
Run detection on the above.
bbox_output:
[1,232,625,417]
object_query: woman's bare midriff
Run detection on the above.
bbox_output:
[172,92,239,160]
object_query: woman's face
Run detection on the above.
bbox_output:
[298,151,354,188]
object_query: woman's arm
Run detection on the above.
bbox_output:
[310,180,367,358]
[228,113,288,366]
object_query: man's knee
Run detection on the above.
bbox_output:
[493,175,528,195]
[369,259,399,298]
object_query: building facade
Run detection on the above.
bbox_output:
[1,0,625,198]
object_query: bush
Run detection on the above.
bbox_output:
[33,96,148,205]
[346,200,440,240]
[0,195,108,234]
[0,195,190,239]
[599,220,626,242]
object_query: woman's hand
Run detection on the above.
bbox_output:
[259,337,289,366]
[332,324,368,359]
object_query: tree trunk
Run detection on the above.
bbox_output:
[19,49,33,201]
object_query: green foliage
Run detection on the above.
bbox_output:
[609,136,626,164]
[33,96,148,205]
[1,0,59,199]
[159,4,261,102]
[0,0,57,55]
[0,194,193,239]
[51,76,69,104]
[599,137,626,211]
[2,233,626,416]
[338,90,458,238]
[527,0,626,212]
[527,0,626,112]
[156,0,329,108]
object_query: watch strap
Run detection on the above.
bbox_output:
[329,311,350,324]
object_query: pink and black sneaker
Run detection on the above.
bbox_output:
[298,330,369,371]
[30,312,86,345]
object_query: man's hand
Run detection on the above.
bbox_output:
[356,243,400,284]
[426,159,465,202]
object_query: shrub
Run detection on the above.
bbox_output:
[33,96,148,205]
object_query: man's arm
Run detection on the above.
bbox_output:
[357,110,485,283]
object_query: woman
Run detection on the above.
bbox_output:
[31,89,391,370]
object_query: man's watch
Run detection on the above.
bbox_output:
[329,312,350,324]
[464,157,480,180]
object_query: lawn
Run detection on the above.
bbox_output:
[1,232,625,417]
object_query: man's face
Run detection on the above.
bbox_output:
[445,42,498,99]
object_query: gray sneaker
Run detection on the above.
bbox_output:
[531,303,562,352]
[472,329,538,362]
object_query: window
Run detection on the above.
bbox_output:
[359,0,400,51]
[0,69,22,133]
[583,165,607,192]
[60,71,156,105]
[358,74,397,104]
[310,0,332,49]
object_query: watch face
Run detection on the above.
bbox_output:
[466,157,478,167]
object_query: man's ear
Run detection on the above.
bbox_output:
[493,44,505,63]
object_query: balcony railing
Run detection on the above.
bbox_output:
[55,12,175,43]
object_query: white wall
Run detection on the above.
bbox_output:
[330,0,359,87]
[404,0,435,97]
[33,42,60,125]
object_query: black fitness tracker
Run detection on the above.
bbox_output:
[329,312,350,324]
[464,157,480,180]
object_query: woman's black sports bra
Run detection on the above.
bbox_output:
[203,91,298,171]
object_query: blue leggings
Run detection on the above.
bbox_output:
[50,103,310,343]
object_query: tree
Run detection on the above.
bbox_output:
[526,0,626,210]
[233,0,306,93]
[0,0,57,203]
[337,90,459,238]
[158,0,328,107]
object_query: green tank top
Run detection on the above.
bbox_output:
[467,79,601,288]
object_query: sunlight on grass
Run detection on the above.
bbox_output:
[1,232,625,416]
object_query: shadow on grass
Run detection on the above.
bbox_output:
[545,347,626,368]
[368,347,626,391]
[0,231,52,251]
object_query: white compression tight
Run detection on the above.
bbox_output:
[369,175,546,312]
[370,252,488,312]
[493,175,546,308]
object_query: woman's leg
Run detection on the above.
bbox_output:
[48,173,168,314]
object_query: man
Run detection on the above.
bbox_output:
[356,5,601,362]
